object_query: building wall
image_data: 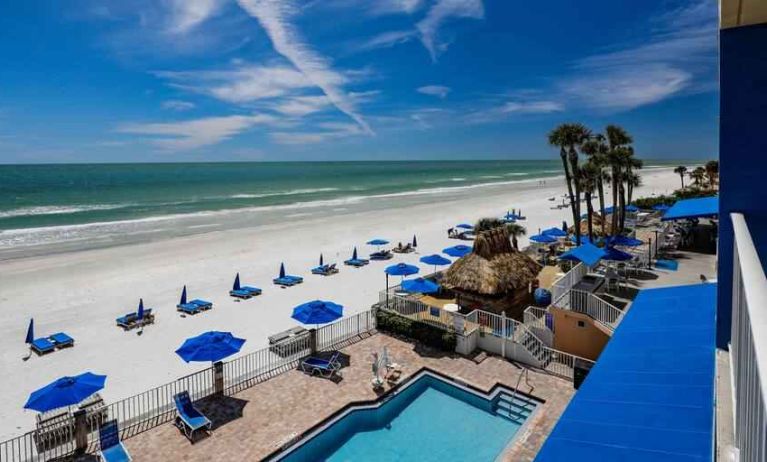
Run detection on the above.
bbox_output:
[718,23,767,348]
[551,308,611,361]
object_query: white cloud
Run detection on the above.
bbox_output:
[271,122,365,145]
[161,100,196,111]
[417,85,451,98]
[236,0,373,134]
[117,114,276,150]
[370,0,424,15]
[167,0,225,33]
[560,0,716,111]
[158,65,322,103]
[271,95,331,116]
[416,0,484,62]
[355,30,415,53]
[502,101,564,114]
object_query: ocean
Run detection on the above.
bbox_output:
[0,160,681,256]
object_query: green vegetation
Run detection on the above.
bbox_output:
[376,309,457,351]
[474,218,527,249]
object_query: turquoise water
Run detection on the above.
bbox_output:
[278,374,535,462]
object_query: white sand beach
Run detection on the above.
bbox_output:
[0,168,679,439]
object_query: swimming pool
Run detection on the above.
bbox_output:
[272,370,538,462]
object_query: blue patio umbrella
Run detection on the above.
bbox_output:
[137,298,145,321]
[401,278,440,294]
[292,300,343,325]
[559,243,607,267]
[603,247,634,261]
[503,211,518,221]
[25,318,34,344]
[179,285,187,305]
[570,235,600,245]
[456,223,474,230]
[443,245,472,257]
[529,234,558,244]
[542,227,567,237]
[367,239,390,246]
[604,235,644,247]
[385,263,420,277]
[233,273,241,291]
[24,372,106,413]
[175,331,246,363]
[279,262,286,279]
[412,235,418,248]
[420,253,451,274]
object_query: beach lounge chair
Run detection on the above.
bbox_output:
[98,420,131,462]
[189,299,213,310]
[177,302,201,315]
[174,391,212,442]
[30,337,55,355]
[344,258,369,267]
[116,309,154,330]
[300,352,342,378]
[229,288,253,299]
[49,332,74,349]
[392,243,414,254]
[311,263,339,276]
[369,250,393,260]
[241,286,262,296]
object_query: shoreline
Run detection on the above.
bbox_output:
[0,167,679,439]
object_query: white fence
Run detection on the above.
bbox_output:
[554,289,625,332]
[730,213,767,462]
[551,262,588,302]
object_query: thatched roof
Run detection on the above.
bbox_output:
[442,227,541,296]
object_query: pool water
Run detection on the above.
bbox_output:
[277,373,536,462]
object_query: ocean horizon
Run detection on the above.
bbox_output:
[0,160,690,255]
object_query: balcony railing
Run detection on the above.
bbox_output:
[730,213,767,462]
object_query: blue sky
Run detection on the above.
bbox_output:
[0,0,718,163]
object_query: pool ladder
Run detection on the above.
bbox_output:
[493,370,534,423]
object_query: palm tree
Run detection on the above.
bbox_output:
[506,223,527,250]
[567,124,592,245]
[605,125,633,235]
[581,134,609,235]
[673,165,687,189]
[627,172,642,206]
[705,160,719,189]
[548,125,579,244]
[580,162,600,241]
[690,167,706,186]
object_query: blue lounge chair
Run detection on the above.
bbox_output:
[174,391,212,442]
[30,337,55,355]
[241,286,262,296]
[177,303,201,315]
[98,420,131,462]
[229,288,253,299]
[344,258,369,267]
[311,263,338,276]
[300,352,343,378]
[369,250,393,261]
[189,299,213,310]
[116,309,154,330]
[49,332,74,349]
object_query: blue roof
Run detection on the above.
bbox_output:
[536,283,717,462]
[558,243,605,267]
[662,196,718,221]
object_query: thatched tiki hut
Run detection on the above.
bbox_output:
[442,227,542,320]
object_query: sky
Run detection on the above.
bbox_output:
[0,0,719,163]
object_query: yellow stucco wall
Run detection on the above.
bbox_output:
[551,307,611,361]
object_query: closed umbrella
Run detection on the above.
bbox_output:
[25,318,34,345]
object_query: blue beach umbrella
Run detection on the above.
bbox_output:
[625,204,640,213]
[319,253,324,266]
[351,247,359,260]
[603,247,634,262]
[25,318,34,344]
[559,243,606,267]
[137,298,145,321]
[420,254,451,274]
[367,239,389,246]
[570,235,600,245]
[604,235,644,247]
[24,372,107,413]
[529,234,558,244]
[179,285,187,305]
[443,245,472,258]
[176,331,246,363]
[233,273,241,291]
[412,235,418,248]
[653,203,671,212]
[292,300,343,325]
[456,223,474,230]
[401,278,440,294]
[385,263,420,277]
[279,263,286,279]
[542,227,567,237]
[503,211,518,221]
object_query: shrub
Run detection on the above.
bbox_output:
[376,309,457,351]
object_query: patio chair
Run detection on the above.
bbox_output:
[30,337,56,355]
[189,299,213,310]
[177,303,201,315]
[300,352,342,378]
[174,391,212,442]
[229,289,253,299]
[98,420,132,462]
[49,332,74,349]
[344,257,369,267]
[369,250,393,261]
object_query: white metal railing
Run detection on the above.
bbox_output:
[554,289,625,332]
[523,306,554,346]
[730,213,767,462]
[551,262,588,302]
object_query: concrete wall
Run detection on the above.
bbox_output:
[551,308,611,361]
[718,23,767,348]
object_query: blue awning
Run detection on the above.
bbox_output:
[536,283,717,462]
[558,243,605,267]
[662,196,718,221]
